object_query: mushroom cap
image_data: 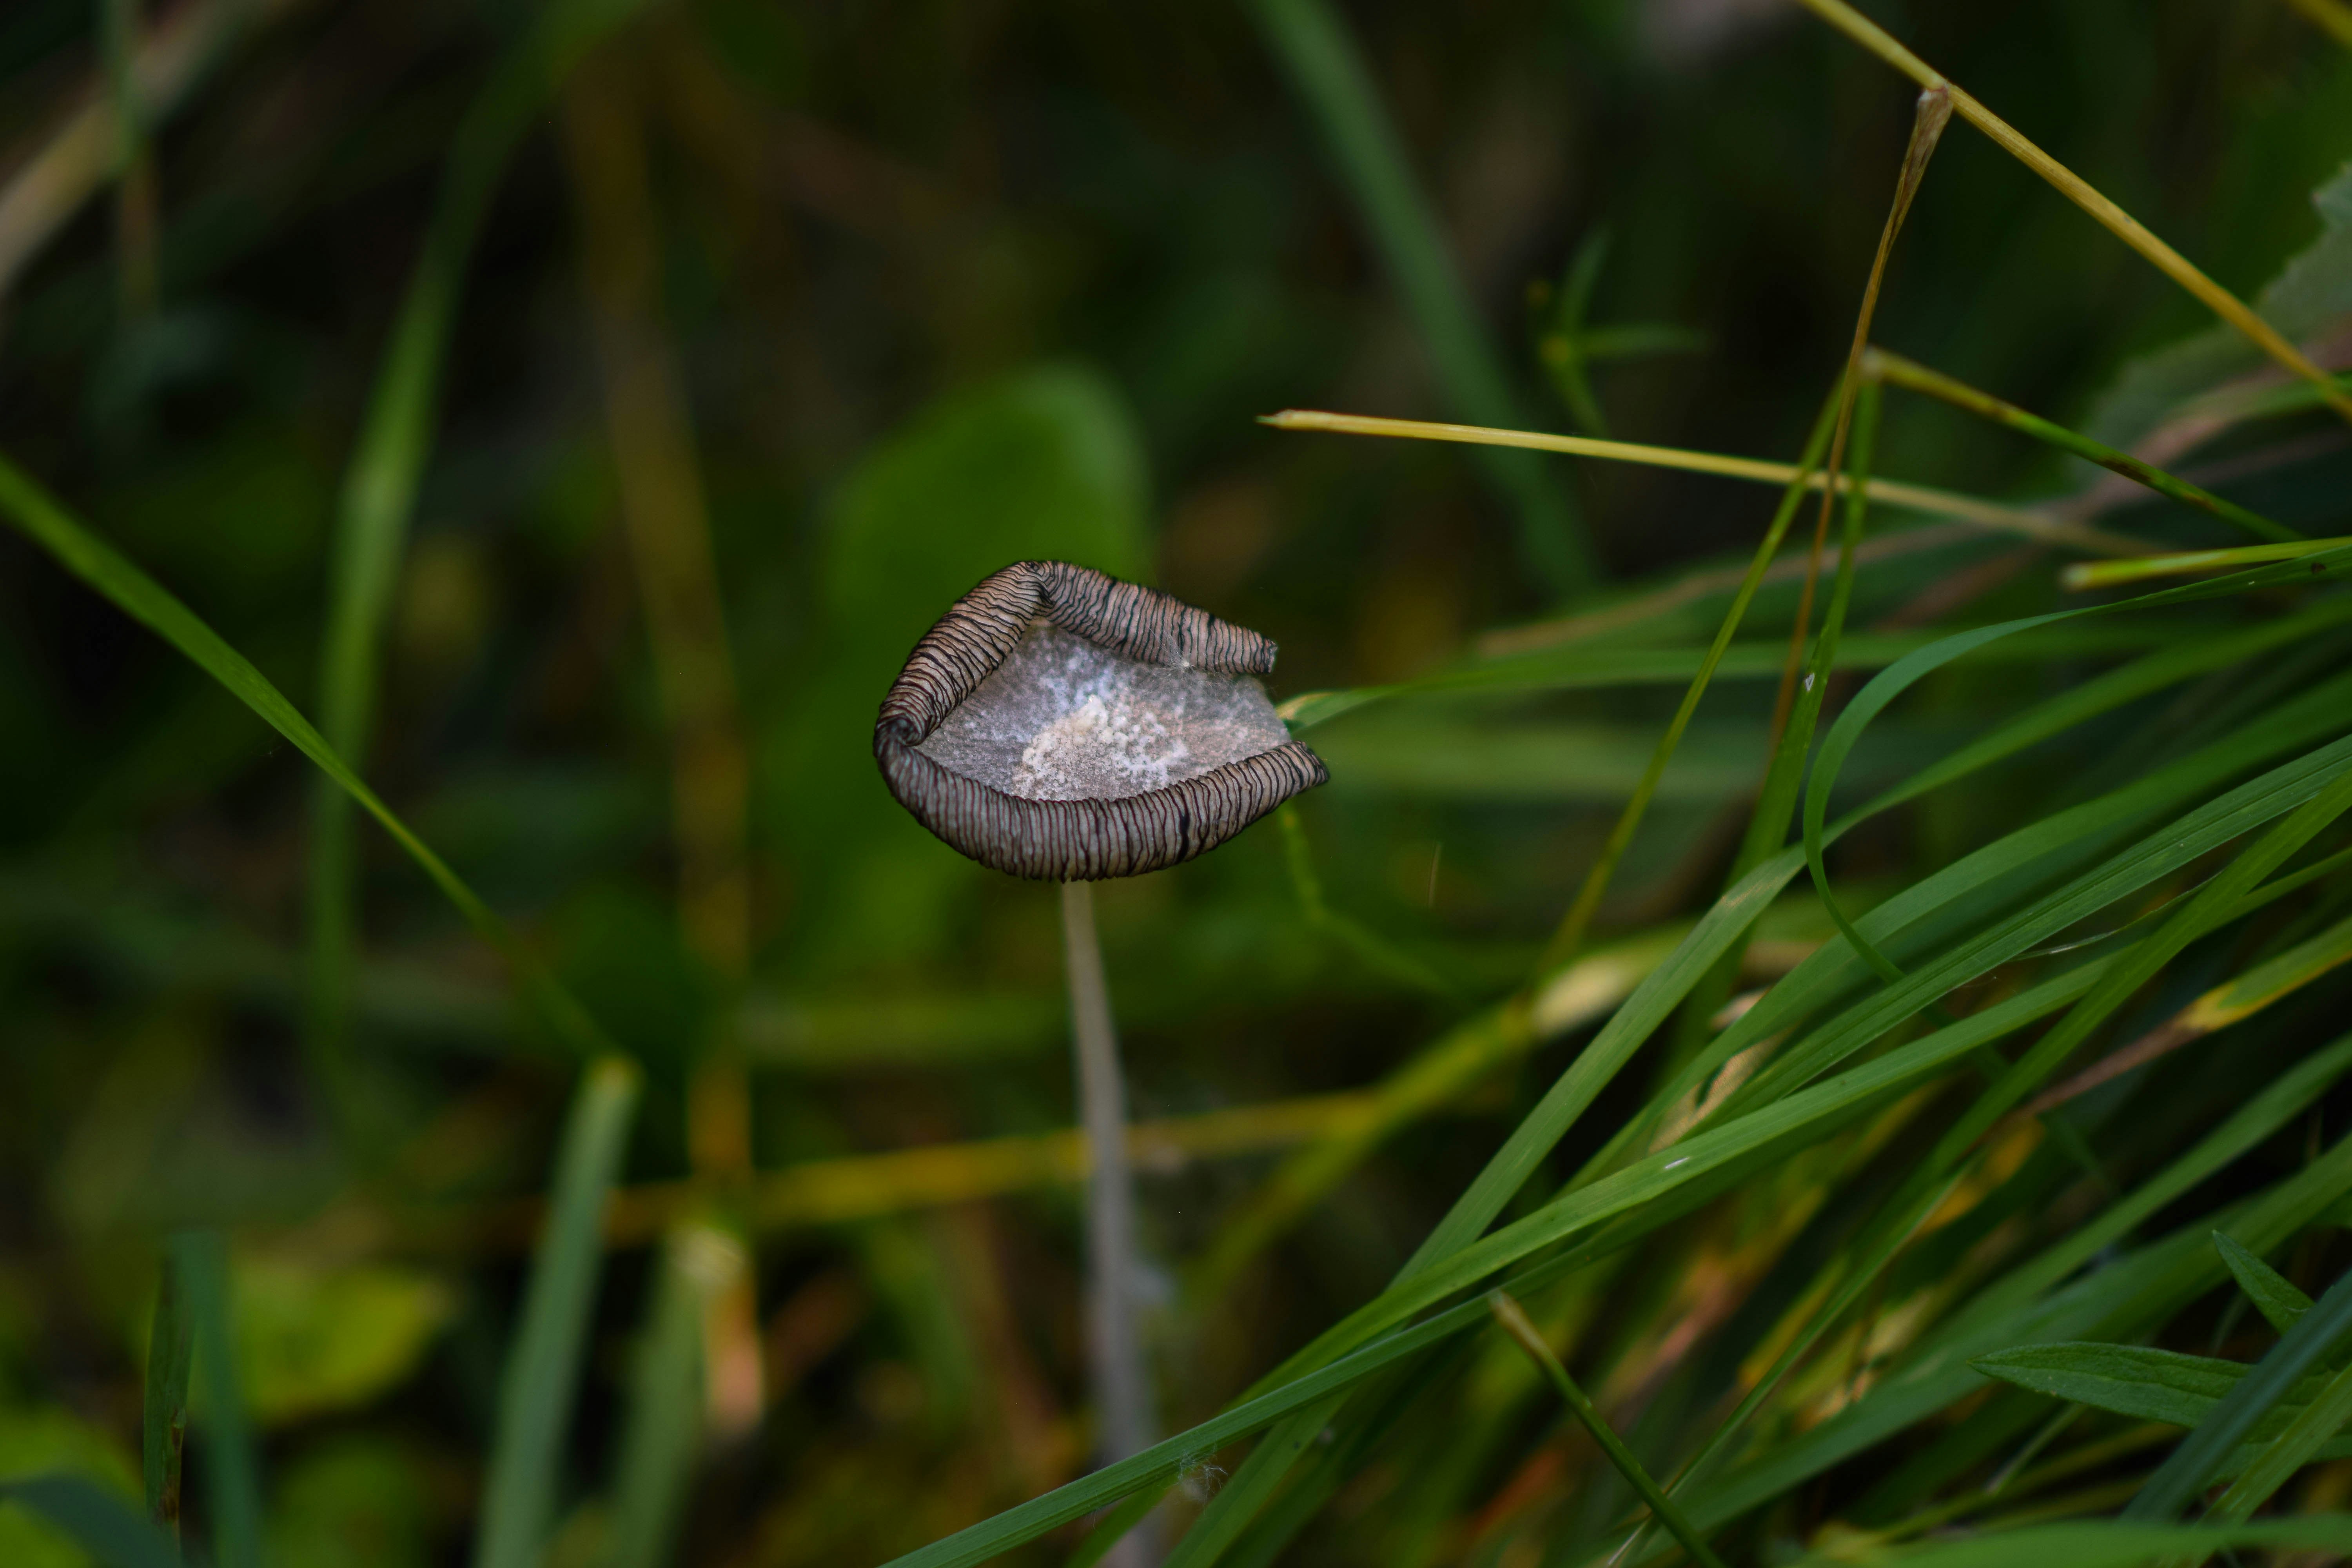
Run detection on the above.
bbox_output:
[873,561,1328,880]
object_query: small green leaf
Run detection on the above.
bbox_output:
[1971,1342,2328,1436]
[2214,1232,2313,1333]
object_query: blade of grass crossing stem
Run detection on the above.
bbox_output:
[2127,1265,2352,1519]
[1769,85,1946,792]
[0,451,621,1062]
[1246,0,1596,597]
[2214,1232,2313,1333]
[893,953,2274,1568]
[1193,498,1858,1561]
[1533,383,1842,975]
[1487,1292,1729,1568]
[141,1247,192,1540]
[1866,347,2301,544]
[1793,0,2352,426]
[599,1224,716,1568]
[307,0,652,1126]
[1801,541,2352,975]
[176,1231,260,1568]
[976,568,2352,1567]
[2063,537,2352,592]
[2205,1355,2352,1525]
[0,1477,181,1568]
[475,1056,641,1568]
[1848,771,2352,1332]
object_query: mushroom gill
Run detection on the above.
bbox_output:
[874,561,1328,879]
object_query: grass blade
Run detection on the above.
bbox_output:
[1247,0,1595,595]
[0,449,619,1061]
[140,1247,192,1541]
[1486,1290,1727,1568]
[2125,1263,2352,1517]
[1866,348,2301,544]
[1260,408,2154,555]
[307,0,653,1127]
[2215,1233,2314,1335]
[1793,0,2352,426]
[2205,1356,2352,1523]
[474,1056,642,1568]
[176,1230,261,1568]
[599,1224,727,1568]
[2062,537,2352,591]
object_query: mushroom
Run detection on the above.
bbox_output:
[873,559,1328,880]
[872,561,1326,1520]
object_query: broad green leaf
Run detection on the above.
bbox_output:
[232,1259,454,1426]
[268,1439,432,1568]
[1971,1342,2331,1436]
[781,364,1155,967]
[2126,1261,2352,1518]
[0,1415,142,1568]
[2214,1232,2313,1334]
[0,1477,176,1568]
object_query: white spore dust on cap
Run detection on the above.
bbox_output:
[916,625,1294,802]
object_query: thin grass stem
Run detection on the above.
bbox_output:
[176,1230,261,1568]
[1771,85,1949,787]
[1867,348,2301,544]
[2062,537,2352,590]
[1486,1291,1727,1568]
[1530,387,1841,976]
[140,1246,191,1542]
[1793,0,2352,427]
[1062,880,1158,1565]
[1260,409,2149,556]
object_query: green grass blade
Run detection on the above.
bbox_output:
[1531,382,1842,974]
[176,1231,261,1568]
[0,1476,181,1568]
[0,449,618,1061]
[1867,347,2303,544]
[1688,1121,2352,1532]
[1247,0,1596,597]
[1487,1291,1727,1568]
[474,1056,642,1568]
[140,1248,192,1540]
[2126,1263,2352,1518]
[1782,1517,2352,1568]
[2063,536,2352,591]
[1973,1344,2326,1431]
[598,1224,713,1568]
[306,0,655,1117]
[1800,543,2352,975]
[2206,1356,2352,1522]
[2214,1233,2313,1334]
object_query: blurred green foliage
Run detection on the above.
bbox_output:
[1,1,2351,1566]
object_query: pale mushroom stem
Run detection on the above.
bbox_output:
[1059,878,1158,1561]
